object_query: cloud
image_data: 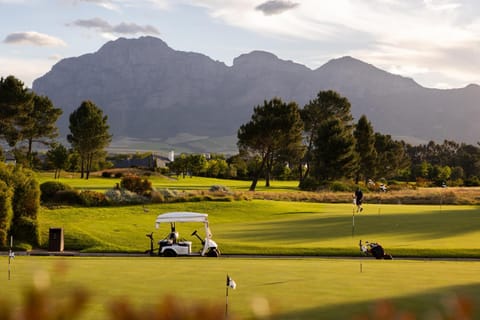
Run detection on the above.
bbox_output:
[69,17,160,35]
[255,0,299,15]
[3,32,66,47]
[67,0,118,11]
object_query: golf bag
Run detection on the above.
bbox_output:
[359,240,393,259]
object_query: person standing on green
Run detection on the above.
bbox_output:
[354,188,363,212]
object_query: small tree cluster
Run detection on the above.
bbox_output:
[0,162,40,248]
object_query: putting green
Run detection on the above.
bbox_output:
[2,256,480,319]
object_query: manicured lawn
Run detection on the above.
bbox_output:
[38,201,480,257]
[3,256,480,320]
[35,172,300,192]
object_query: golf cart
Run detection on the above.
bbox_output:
[146,212,220,257]
[359,240,393,259]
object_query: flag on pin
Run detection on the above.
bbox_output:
[226,275,236,289]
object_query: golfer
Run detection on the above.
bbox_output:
[354,187,363,212]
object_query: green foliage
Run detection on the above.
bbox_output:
[354,115,377,183]
[120,175,152,196]
[238,97,304,190]
[54,189,82,204]
[101,171,113,178]
[79,190,109,207]
[0,179,13,247]
[46,143,69,179]
[0,75,33,146]
[67,100,112,179]
[40,181,73,202]
[298,176,320,191]
[0,163,40,247]
[8,216,39,247]
[313,117,357,181]
[328,180,356,192]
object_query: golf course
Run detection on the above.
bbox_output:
[2,175,480,319]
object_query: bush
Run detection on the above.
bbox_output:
[40,181,73,202]
[114,172,123,178]
[209,185,230,193]
[79,190,109,207]
[9,216,39,247]
[105,189,148,205]
[120,175,152,196]
[101,171,112,178]
[299,176,320,191]
[150,191,165,203]
[328,181,355,192]
[54,189,82,205]
[464,176,480,186]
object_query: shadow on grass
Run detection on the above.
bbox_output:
[224,206,480,243]
[272,283,480,320]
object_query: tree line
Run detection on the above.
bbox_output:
[0,76,111,179]
[3,74,480,191]
[171,91,480,191]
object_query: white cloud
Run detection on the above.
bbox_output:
[69,17,160,35]
[183,0,480,88]
[3,31,66,47]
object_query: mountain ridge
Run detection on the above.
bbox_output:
[32,36,480,153]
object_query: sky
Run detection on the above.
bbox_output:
[1,0,480,89]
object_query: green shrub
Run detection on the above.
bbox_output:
[101,171,112,178]
[54,189,82,205]
[9,216,39,247]
[120,175,152,196]
[328,181,354,192]
[299,176,320,191]
[114,172,123,178]
[40,181,73,202]
[0,180,13,248]
[79,190,109,207]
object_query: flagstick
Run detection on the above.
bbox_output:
[8,235,13,280]
[225,285,229,319]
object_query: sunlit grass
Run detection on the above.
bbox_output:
[38,201,480,257]
[3,256,480,320]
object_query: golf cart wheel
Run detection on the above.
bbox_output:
[163,249,177,257]
[206,248,220,257]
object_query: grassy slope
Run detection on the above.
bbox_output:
[3,257,480,320]
[38,200,480,257]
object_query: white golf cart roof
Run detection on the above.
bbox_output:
[155,212,208,228]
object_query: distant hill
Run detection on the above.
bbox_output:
[32,36,480,153]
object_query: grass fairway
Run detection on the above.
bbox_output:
[2,256,479,319]
[39,201,480,257]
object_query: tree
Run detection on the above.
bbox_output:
[374,133,410,180]
[312,117,357,181]
[301,90,354,183]
[18,94,62,166]
[0,163,40,247]
[238,98,304,191]
[0,76,33,146]
[67,100,112,179]
[354,115,377,184]
[46,143,69,179]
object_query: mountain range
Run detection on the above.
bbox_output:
[32,36,480,153]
